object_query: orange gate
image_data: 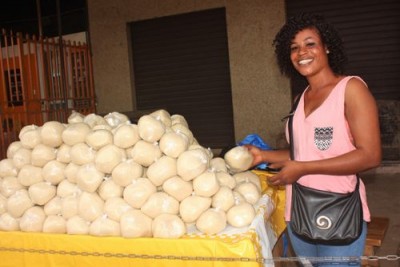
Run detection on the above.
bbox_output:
[0,29,96,159]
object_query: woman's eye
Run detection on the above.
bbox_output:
[290,46,298,52]
[306,42,316,47]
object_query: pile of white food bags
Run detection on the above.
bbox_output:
[0,109,264,239]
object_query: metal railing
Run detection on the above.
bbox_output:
[0,29,96,159]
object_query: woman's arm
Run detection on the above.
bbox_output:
[245,145,290,167]
[268,77,381,185]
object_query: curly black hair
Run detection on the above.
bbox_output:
[272,13,347,80]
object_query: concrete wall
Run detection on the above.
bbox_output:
[87,0,291,148]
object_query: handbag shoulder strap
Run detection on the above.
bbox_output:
[286,94,302,160]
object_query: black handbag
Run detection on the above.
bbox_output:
[287,95,363,245]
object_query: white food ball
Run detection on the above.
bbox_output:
[61,195,80,219]
[0,212,20,231]
[85,129,113,150]
[0,159,18,178]
[137,115,165,143]
[19,206,46,232]
[0,176,25,197]
[227,202,256,228]
[188,145,213,159]
[162,176,193,202]
[62,122,91,146]
[28,182,56,205]
[95,144,126,174]
[43,215,66,234]
[196,208,227,235]
[234,182,261,205]
[179,195,211,224]
[19,125,41,149]
[130,140,162,167]
[113,123,140,149]
[64,162,80,184]
[93,124,112,131]
[89,215,120,237]
[171,114,188,128]
[44,196,62,216]
[7,141,23,159]
[224,146,253,173]
[210,157,228,172]
[56,144,72,163]
[141,192,179,219]
[57,180,80,198]
[146,156,177,187]
[159,131,189,158]
[78,192,104,222]
[42,160,66,185]
[171,123,194,144]
[76,163,104,193]
[0,194,6,214]
[123,178,157,209]
[193,170,220,198]
[111,160,143,187]
[104,112,129,128]
[233,191,246,205]
[84,113,108,128]
[103,197,132,222]
[212,186,235,212]
[120,209,153,238]
[98,179,123,200]
[177,148,209,181]
[31,144,56,167]
[69,143,96,165]
[233,171,262,191]
[66,215,90,235]
[216,172,236,189]
[68,111,85,124]
[150,109,172,127]
[152,214,186,239]
[17,165,43,187]
[40,121,65,148]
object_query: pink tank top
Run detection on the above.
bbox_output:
[284,76,370,222]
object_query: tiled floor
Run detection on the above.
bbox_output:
[361,165,400,267]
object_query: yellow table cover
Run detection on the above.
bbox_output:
[0,171,286,267]
[253,170,286,237]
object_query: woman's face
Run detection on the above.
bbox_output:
[289,27,329,77]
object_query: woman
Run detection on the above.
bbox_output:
[246,13,381,265]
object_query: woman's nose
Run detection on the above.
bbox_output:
[298,45,307,55]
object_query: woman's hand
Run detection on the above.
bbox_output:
[267,160,305,186]
[243,145,264,167]
[244,144,291,170]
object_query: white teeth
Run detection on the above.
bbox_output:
[299,59,313,65]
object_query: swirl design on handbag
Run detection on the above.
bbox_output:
[316,216,332,230]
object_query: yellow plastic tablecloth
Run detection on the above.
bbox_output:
[253,170,286,238]
[0,171,286,267]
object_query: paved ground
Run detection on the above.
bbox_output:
[361,163,400,267]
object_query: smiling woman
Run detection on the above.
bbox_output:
[245,13,382,265]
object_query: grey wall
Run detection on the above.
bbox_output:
[87,0,291,149]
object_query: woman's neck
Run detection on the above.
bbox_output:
[306,70,342,92]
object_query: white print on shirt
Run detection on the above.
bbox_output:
[314,127,333,151]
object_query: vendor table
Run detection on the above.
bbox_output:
[0,171,286,267]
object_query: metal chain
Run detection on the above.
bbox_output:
[268,255,400,264]
[1,247,399,264]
